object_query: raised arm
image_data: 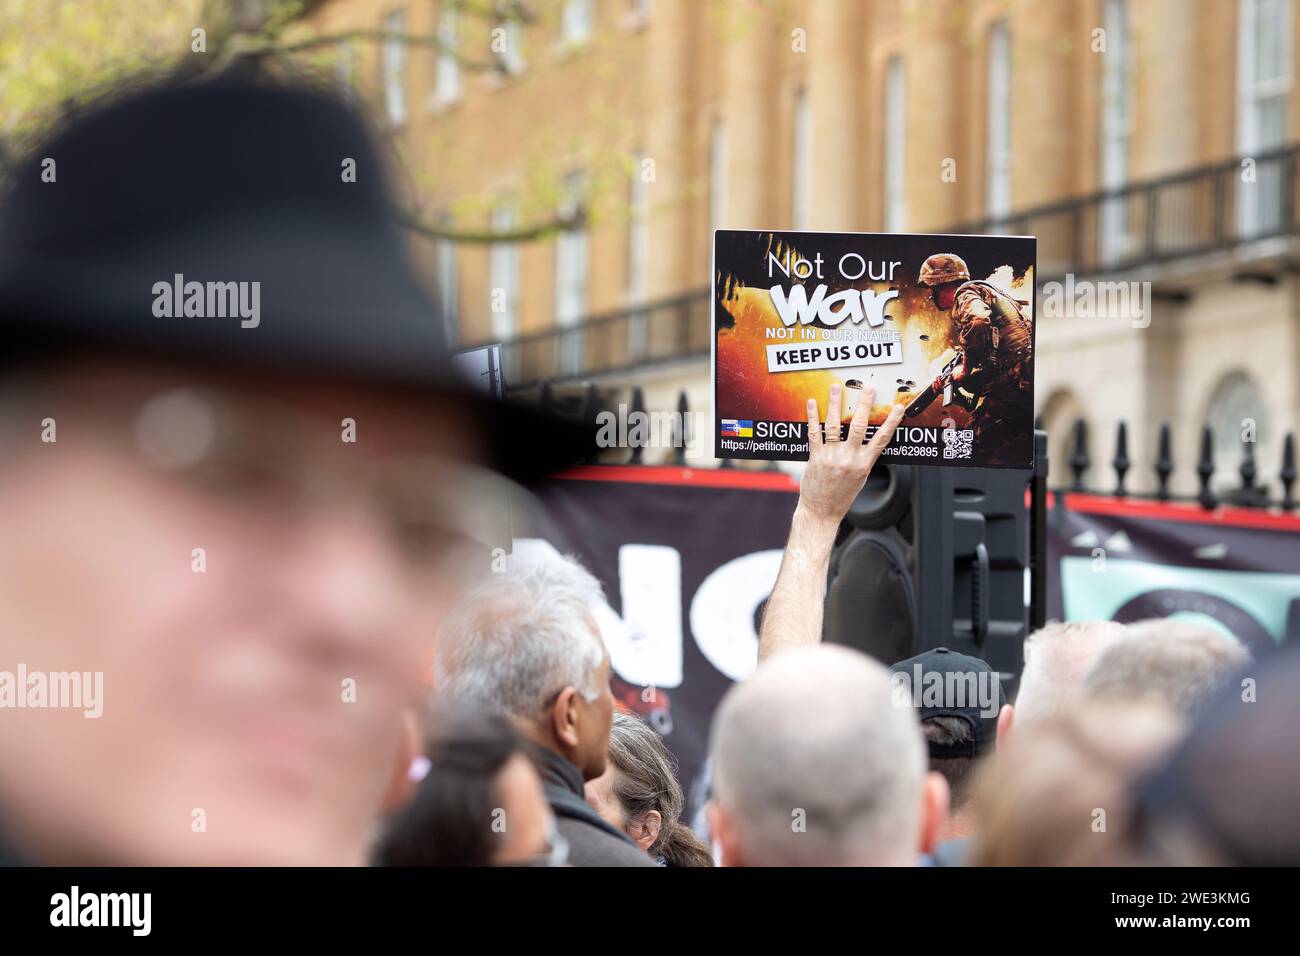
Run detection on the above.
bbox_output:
[757,384,905,663]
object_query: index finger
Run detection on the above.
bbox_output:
[805,397,823,450]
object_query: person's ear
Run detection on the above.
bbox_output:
[996,703,1015,754]
[628,809,662,852]
[919,771,950,856]
[550,686,581,753]
[705,800,738,867]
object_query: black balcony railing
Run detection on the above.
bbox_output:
[494,289,710,389]
[488,144,1300,385]
[955,142,1300,277]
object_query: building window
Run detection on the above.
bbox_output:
[1237,0,1292,237]
[791,87,812,230]
[562,0,594,45]
[709,120,727,235]
[883,57,906,232]
[433,2,460,106]
[382,9,407,125]
[489,202,520,386]
[986,20,1012,222]
[436,236,459,346]
[1099,0,1132,262]
[1206,370,1269,488]
[555,172,588,375]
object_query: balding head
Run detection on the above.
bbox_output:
[707,645,929,866]
[1014,620,1125,727]
[1083,619,1249,716]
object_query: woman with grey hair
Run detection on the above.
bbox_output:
[584,713,714,867]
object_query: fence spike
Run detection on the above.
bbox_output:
[1238,434,1258,494]
[1159,424,1180,502]
[629,386,645,465]
[672,390,688,466]
[1113,421,1130,496]
[1069,418,1089,492]
[1197,426,1218,510]
[1154,424,1173,501]
[1281,433,1296,511]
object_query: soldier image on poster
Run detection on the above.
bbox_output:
[911,252,1035,465]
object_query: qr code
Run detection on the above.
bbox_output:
[942,428,974,459]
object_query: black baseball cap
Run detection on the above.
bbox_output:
[0,74,595,482]
[889,647,1004,757]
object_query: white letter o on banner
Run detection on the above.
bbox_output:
[689,549,783,683]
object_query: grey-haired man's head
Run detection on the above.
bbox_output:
[434,551,615,781]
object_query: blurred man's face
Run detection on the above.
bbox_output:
[0,361,488,864]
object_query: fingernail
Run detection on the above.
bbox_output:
[830,385,841,397]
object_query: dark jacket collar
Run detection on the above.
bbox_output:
[523,741,642,849]
[524,740,586,797]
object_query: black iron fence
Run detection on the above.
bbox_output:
[1055,417,1296,511]
[539,382,1297,512]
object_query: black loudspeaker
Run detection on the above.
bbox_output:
[824,431,1048,687]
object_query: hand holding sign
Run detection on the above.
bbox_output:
[757,384,905,663]
[798,384,906,528]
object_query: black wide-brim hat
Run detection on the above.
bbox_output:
[0,74,594,481]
